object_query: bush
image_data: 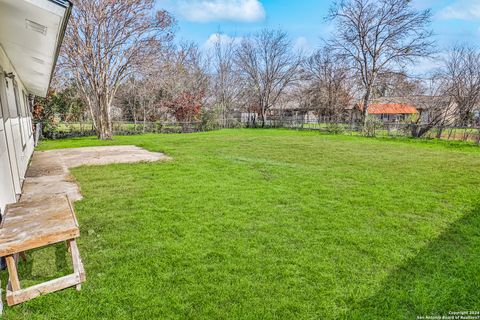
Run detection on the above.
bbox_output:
[156,121,163,132]
[200,109,221,131]
[224,118,244,129]
[325,123,346,134]
[363,116,384,137]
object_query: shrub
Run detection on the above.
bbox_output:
[325,123,346,134]
[200,109,221,131]
[363,116,384,137]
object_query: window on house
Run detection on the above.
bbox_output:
[0,90,3,130]
[0,81,8,122]
[0,92,5,157]
[22,91,32,137]
[12,81,26,149]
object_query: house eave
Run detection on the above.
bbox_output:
[0,0,72,97]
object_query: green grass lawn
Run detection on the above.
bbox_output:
[3,129,480,319]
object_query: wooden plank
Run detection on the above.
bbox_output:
[67,239,86,284]
[5,255,20,291]
[66,195,79,227]
[6,274,81,306]
[0,230,79,257]
[0,194,80,257]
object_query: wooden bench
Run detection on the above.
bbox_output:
[0,194,85,306]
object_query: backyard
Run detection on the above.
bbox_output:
[2,129,480,319]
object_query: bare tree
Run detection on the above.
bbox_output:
[211,34,241,125]
[137,74,159,132]
[235,29,303,127]
[302,47,352,123]
[60,0,175,139]
[328,0,434,126]
[373,72,424,98]
[442,45,480,129]
[116,77,140,127]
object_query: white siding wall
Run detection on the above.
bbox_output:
[0,79,16,214]
[0,45,35,214]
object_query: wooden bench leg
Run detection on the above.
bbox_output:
[5,254,21,306]
[5,255,20,292]
[7,274,82,306]
[5,239,86,306]
[67,239,85,291]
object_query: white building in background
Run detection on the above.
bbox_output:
[0,0,71,214]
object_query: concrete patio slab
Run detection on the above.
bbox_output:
[21,146,170,202]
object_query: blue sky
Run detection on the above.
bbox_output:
[157,0,480,56]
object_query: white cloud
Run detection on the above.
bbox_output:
[411,0,437,10]
[203,33,242,50]
[437,1,480,20]
[168,0,266,23]
[407,52,450,76]
[407,57,440,76]
[293,37,312,54]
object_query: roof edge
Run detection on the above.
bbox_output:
[47,0,72,9]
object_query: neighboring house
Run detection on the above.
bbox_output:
[268,100,315,124]
[367,103,418,122]
[405,95,457,126]
[233,102,306,125]
[268,106,310,123]
[0,0,72,214]
[348,99,418,123]
[347,96,461,124]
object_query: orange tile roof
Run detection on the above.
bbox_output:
[357,103,418,114]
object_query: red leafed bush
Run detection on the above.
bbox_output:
[165,91,204,123]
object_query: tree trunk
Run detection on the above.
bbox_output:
[222,102,227,127]
[261,106,266,128]
[132,96,137,132]
[143,101,146,134]
[412,123,434,138]
[362,90,371,128]
[97,99,113,140]
[133,113,137,132]
[463,128,469,141]
[436,126,444,139]
[261,112,266,128]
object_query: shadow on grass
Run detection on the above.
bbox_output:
[0,242,72,293]
[348,205,480,319]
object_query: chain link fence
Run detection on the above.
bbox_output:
[39,121,212,139]
[37,119,480,144]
